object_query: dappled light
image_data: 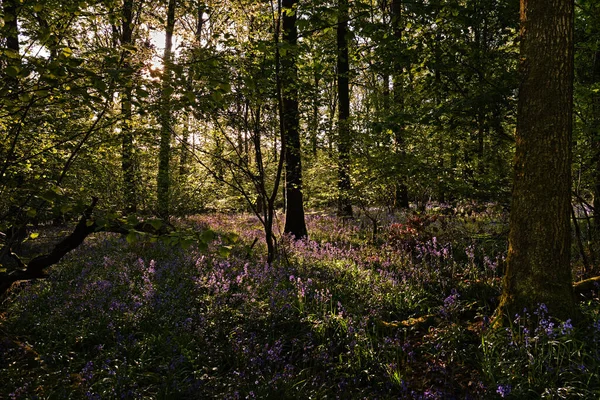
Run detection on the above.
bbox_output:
[2,0,599,398]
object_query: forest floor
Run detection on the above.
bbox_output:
[1,205,599,399]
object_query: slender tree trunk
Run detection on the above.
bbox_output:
[179,118,189,179]
[157,0,177,219]
[391,0,409,209]
[311,70,320,156]
[2,0,19,55]
[337,0,353,217]
[497,0,578,323]
[121,0,137,214]
[180,2,204,180]
[0,0,20,180]
[592,43,600,231]
[281,0,308,239]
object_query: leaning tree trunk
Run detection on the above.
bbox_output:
[496,0,578,323]
[337,0,353,217]
[282,0,308,239]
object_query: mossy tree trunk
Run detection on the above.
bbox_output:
[157,0,177,219]
[497,0,578,322]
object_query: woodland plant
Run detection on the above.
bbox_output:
[0,210,598,399]
[481,304,600,398]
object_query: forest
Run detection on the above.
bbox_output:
[1,0,600,398]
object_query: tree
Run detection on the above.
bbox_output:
[337,0,353,217]
[390,0,409,209]
[497,0,578,322]
[157,0,178,219]
[120,0,138,214]
[282,0,308,239]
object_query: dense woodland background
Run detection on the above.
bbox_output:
[2,0,600,398]
[1,0,524,226]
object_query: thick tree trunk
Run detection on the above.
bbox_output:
[121,0,137,214]
[157,0,177,219]
[497,0,578,322]
[337,0,353,217]
[282,0,308,239]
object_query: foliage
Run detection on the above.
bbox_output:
[1,209,598,398]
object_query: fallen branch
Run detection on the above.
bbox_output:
[0,197,100,297]
[573,276,600,299]
[0,198,173,298]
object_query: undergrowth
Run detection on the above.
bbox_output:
[1,206,599,399]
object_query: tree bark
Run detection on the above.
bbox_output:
[337,0,353,217]
[157,0,177,219]
[121,0,137,214]
[282,0,308,239]
[311,70,320,156]
[592,39,600,230]
[391,0,409,209]
[2,0,19,54]
[497,0,578,322]
[0,198,173,298]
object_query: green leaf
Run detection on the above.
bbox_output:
[26,208,37,217]
[184,91,195,103]
[4,49,20,59]
[197,241,208,252]
[218,245,232,257]
[126,232,138,244]
[211,91,223,103]
[29,232,39,239]
[6,66,20,78]
[136,88,150,97]
[218,82,231,93]
[163,86,174,97]
[201,229,216,242]
[224,232,240,244]
[33,4,43,12]
[148,219,163,230]
[181,238,195,249]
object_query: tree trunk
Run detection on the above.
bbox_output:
[2,0,19,59]
[337,0,353,217]
[497,0,578,323]
[311,70,320,156]
[121,0,137,214]
[592,42,600,231]
[157,0,177,219]
[391,0,409,209]
[281,0,308,239]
